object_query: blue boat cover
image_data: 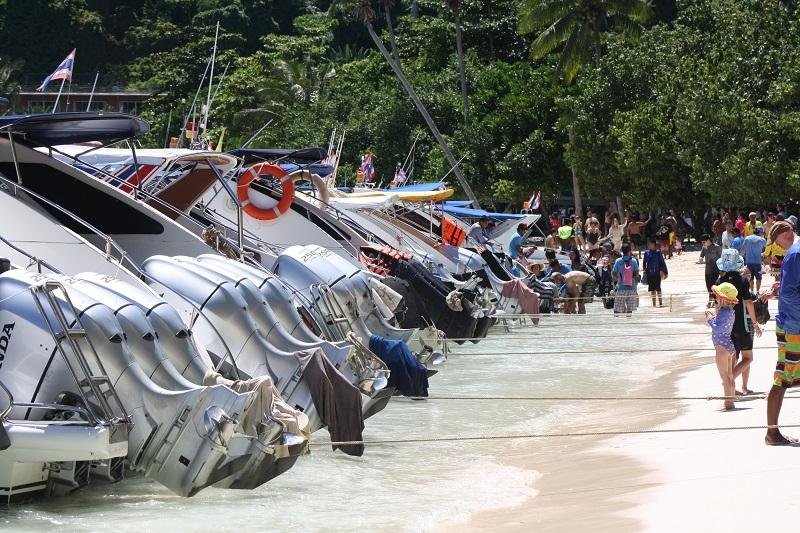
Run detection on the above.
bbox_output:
[444,200,474,207]
[384,182,446,192]
[437,204,526,221]
[368,335,429,397]
[279,162,335,176]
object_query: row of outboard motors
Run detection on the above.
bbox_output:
[0,244,480,502]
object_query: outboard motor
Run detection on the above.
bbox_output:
[0,271,243,497]
[59,274,309,489]
[141,256,370,455]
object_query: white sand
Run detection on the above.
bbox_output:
[462,250,795,532]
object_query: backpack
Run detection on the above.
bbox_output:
[621,258,634,286]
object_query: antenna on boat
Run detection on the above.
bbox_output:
[177,56,212,148]
[239,119,274,149]
[86,72,99,111]
[198,21,220,145]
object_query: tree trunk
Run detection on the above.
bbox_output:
[410,0,419,17]
[384,5,400,63]
[568,126,583,217]
[455,12,468,125]
[366,22,480,207]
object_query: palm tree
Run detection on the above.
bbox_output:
[444,0,469,125]
[272,56,336,104]
[518,0,651,215]
[519,0,652,82]
[336,0,481,206]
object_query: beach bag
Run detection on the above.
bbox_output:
[753,299,770,325]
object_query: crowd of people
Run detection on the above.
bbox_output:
[470,204,800,445]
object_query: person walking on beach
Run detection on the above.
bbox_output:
[699,234,722,308]
[601,214,627,252]
[716,249,761,396]
[764,221,800,445]
[643,238,668,307]
[612,244,639,315]
[706,282,740,410]
[744,211,763,236]
[742,227,767,291]
[721,220,735,249]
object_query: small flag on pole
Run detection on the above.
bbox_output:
[527,191,541,210]
[37,49,76,92]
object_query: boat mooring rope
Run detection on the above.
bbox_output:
[445,346,779,356]
[309,422,800,448]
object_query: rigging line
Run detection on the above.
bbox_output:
[309,422,800,447]
[446,346,779,356]
[395,394,791,401]
[446,330,777,341]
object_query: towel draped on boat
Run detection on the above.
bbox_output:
[368,335,429,397]
[500,279,540,322]
[295,348,365,456]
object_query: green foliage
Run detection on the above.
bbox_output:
[1,0,799,210]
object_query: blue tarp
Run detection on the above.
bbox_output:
[444,200,474,208]
[279,162,335,176]
[436,204,527,221]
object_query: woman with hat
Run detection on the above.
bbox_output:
[715,248,762,396]
[706,282,740,410]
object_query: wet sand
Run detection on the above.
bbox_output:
[458,250,719,532]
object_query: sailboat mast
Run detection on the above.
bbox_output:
[201,21,220,137]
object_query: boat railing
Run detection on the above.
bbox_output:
[0,173,244,381]
[0,378,93,423]
[0,231,62,275]
[45,144,263,261]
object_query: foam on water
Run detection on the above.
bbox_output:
[0,304,706,531]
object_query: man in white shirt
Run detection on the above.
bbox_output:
[467,217,494,247]
[721,220,735,248]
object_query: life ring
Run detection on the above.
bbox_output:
[237,162,295,220]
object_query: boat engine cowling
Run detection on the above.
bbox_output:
[0,271,242,497]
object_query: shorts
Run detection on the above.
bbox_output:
[746,263,762,280]
[704,271,718,294]
[647,275,662,292]
[614,288,638,313]
[731,328,754,352]
[580,278,597,303]
[773,326,800,387]
[631,234,643,246]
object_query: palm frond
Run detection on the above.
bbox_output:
[608,14,644,37]
[529,12,579,59]
[518,0,575,34]
[558,23,595,84]
[609,0,653,24]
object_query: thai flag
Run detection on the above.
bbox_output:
[37,49,76,92]
[527,190,541,210]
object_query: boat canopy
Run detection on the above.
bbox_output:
[279,162,335,177]
[395,189,454,202]
[229,147,328,163]
[437,204,527,220]
[0,112,149,146]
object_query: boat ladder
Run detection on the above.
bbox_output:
[29,281,129,435]
[308,283,353,342]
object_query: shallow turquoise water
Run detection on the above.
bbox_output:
[1,304,709,532]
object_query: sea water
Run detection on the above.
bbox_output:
[1,306,707,532]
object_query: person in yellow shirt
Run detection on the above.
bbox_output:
[744,211,763,236]
[764,239,786,281]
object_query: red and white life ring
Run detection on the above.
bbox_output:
[237,162,295,220]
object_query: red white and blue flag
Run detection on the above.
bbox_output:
[37,49,76,92]
[527,190,541,210]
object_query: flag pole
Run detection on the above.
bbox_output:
[86,72,99,111]
[52,78,66,113]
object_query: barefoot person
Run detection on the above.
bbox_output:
[706,283,740,410]
[765,221,800,445]
[552,270,596,314]
[715,249,761,395]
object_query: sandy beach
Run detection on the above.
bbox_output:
[461,249,786,532]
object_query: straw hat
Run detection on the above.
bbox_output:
[711,282,739,305]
